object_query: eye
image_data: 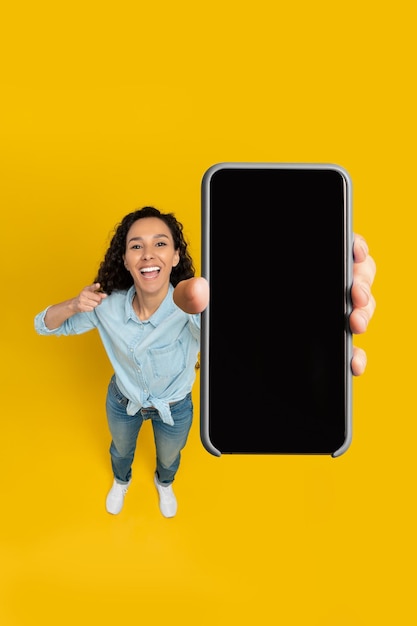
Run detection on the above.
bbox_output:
[156,241,167,247]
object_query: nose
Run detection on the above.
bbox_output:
[142,246,154,260]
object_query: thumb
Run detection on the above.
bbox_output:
[92,282,107,298]
[83,283,105,296]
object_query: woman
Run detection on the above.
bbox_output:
[35,206,209,518]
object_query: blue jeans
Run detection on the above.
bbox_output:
[105,376,193,486]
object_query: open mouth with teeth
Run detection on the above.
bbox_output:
[140,266,161,279]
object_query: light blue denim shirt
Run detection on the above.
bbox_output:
[34,284,201,426]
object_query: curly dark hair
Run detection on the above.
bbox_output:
[94,206,195,294]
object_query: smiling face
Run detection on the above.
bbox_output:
[123,217,180,299]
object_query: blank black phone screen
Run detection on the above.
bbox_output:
[200,163,352,456]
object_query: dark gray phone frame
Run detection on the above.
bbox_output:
[200,162,353,458]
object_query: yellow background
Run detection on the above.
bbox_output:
[1,1,415,624]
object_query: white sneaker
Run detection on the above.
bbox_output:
[154,474,177,518]
[106,478,131,515]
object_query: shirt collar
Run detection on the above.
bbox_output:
[124,284,176,326]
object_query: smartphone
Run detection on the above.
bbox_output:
[200,162,353,457]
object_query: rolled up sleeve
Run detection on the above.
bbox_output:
[34,307,97,336]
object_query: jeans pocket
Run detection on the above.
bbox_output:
[109,376,129,408]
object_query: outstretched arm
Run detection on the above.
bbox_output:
[173,277,210,314]
[44,283,108,330]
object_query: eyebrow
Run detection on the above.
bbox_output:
[127,234,170,244]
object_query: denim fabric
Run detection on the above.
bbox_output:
[34,284,200,425]
[106,375,193,485]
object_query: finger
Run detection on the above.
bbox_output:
[350,275,374,309]
[78,287,107,311]
[351,255,376,309]
[353,253,377,286]
[352,233,369,263]
[93,283,108,300]
[349,294,376,334]
[85,282,102,293]
[351,346,367,376]
[88,283,107,299]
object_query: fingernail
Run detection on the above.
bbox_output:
[360,239,369,257]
